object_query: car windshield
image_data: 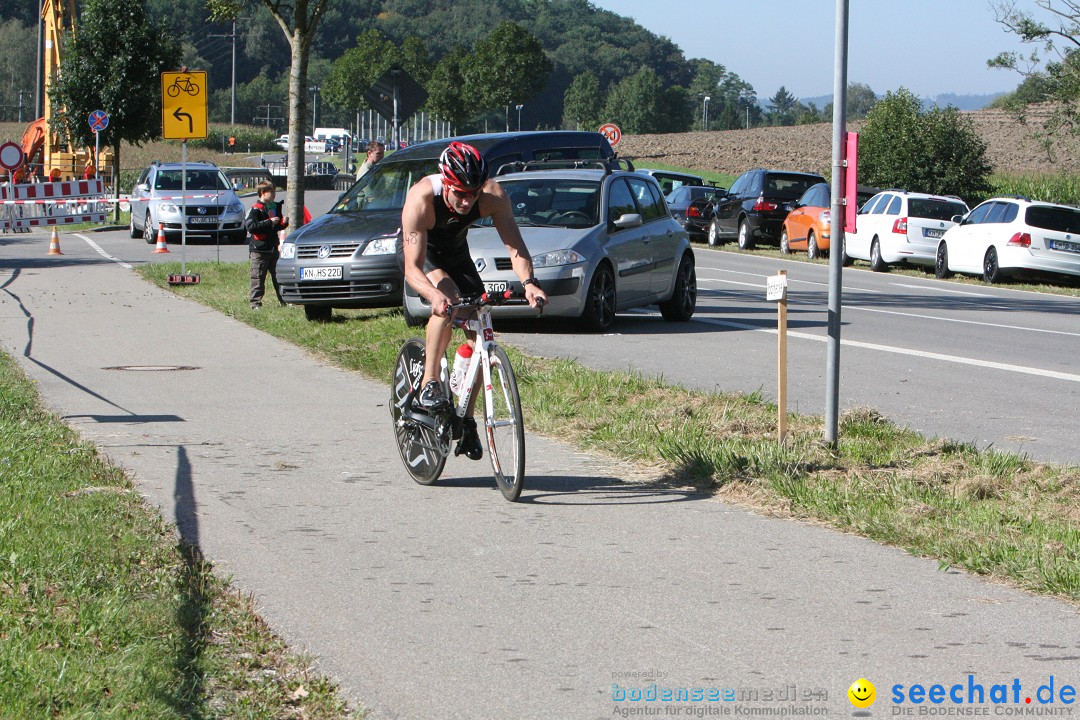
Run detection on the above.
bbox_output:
[764,174,821,200]
[908,198,968,221]
[154,169,230,191]
[332,159,438,213]
[1026,205,1080,233]
[470,178,600,229]
[688,187,724,202]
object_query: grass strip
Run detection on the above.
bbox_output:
[0,350,354,718]
[138,261,1080,603]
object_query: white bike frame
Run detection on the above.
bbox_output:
[446,304,515,471]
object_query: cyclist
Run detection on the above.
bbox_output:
[399,141,547,459]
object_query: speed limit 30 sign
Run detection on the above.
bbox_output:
[599,123,621,147]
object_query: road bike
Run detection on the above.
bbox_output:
[167,77,201,97]
[390,292,534,501]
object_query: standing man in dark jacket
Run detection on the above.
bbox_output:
[245,180,289,309]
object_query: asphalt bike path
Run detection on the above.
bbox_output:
[1,231,1078,719]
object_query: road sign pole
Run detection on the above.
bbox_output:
[778,271,788,443]
[94,130,99,182]
[181,140,187,274]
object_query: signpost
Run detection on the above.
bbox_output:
[599,123,621,148]
[88,109,108,182]
[767,271,789,442]
[162,70,208,284]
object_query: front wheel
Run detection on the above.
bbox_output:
[579,263,615,332]
[737,219,754,250]
[486,346,525,501]
[779,227,791,254]
[707,220,721,247]
[144,212,156,244]
[870,238,887,272]
[983,246,1003,283]
[391,339,448,485]
[807,231,820,260]
[304,304,333,322]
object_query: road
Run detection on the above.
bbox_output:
[1,215,1078,718]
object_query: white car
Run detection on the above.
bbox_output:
[843,190,969,271]
[934,197,1080,283]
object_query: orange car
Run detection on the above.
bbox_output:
[781,182,831,259]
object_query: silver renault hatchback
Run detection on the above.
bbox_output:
[128,161,246,243]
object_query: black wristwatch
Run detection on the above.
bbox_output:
[522,277,541,289]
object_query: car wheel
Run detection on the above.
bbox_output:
[144,212,156,244]
[402,290,426,328]
[230,231,247,245]
[659,254,696,322]
[579,263,615,332]
[304,304,333,322]
[737,218,754,250]
[129,209,142,239]
[983,246,1003,283]
[869,237,887,272]
[935,243,953,279]
[807,231,820,260]
[707,219,721,247]
[780,228,791,254]
[841,235,853,267]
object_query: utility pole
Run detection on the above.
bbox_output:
[209,22,237,125]
[310,85,320,133]
[36,0,43,117]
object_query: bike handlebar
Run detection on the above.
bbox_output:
[442,291,545,317]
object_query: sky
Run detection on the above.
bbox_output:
[588,0,1039,101]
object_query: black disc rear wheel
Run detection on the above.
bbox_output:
[391,339,448,485]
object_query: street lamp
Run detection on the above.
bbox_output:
[310,85,320,132]
[515,104,523,131]
[739,89,754,130]
[704,96,710,131]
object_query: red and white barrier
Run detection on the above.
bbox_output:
[1,179,106,230]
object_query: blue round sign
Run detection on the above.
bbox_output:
[88,110,109,132]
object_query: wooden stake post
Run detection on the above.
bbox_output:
[767,271,789,442]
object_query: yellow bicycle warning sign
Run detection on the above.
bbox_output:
[162,70,208,140]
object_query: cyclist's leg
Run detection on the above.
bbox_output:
[422,268,459,387]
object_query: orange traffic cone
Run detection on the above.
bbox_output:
[47,227,63,255]
[153,223,170,253]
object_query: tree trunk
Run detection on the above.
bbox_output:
[286,30,310,230]
[112,140,121,223]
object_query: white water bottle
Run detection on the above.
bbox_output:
[449,343,473,396]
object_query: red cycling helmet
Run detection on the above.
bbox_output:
[439,141,488,192]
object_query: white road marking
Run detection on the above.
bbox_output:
[75,233,133,269]
[631,308,1080,383]
[892,282,991,297]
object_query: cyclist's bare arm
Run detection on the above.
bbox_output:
[484,183,549,308]
[401,181,452,316]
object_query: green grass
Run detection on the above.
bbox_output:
[989,172,1080,207]
[138,261,1080,604]
[0,350,355,718]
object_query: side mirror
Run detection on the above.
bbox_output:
[951,214,964,224]
[137,182,149,192]
[613,213,643,229]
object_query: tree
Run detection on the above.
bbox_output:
[602,67,662,134]
[989,0,1080,145]
[0,19,37,122]
[767,86,799,126]
[208,0,332,229]
[322,29,402,117]
[426,47,472,132]
[562,71,602,131]
[846,82,878,118]
[464,22,552,131]
[859,88,991,201]
[48,0,180,218]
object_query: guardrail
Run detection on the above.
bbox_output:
[222,166,273,190]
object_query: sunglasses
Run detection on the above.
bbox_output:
[449,187,480,201]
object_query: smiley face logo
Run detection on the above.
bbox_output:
[848,678,876,708]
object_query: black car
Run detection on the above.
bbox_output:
[710,169,825,249]
[666,185,727,241]
[276,131,617,321]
